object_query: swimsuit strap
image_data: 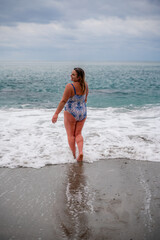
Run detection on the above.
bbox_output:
[71,83,76,95]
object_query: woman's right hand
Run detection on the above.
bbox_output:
[52,113,58,123]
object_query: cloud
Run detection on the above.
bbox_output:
[1,0,160,26]
[78,17,160,38]
[0,0,160,61]
[0,0,63,25]
[1,16,159,48]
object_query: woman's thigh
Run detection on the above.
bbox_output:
[64,111,76,136]
[75,117,86,136]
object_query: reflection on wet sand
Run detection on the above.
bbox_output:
[59,162,94,240]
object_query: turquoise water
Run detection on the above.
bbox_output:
[0,61,160,109]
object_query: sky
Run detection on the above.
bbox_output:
[0,0,160,61]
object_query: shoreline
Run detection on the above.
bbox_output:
[0,159,160,240]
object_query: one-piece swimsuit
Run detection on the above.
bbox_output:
[64,83,87,121]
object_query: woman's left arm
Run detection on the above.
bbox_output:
[52,100,66,123]
[85,83,89,103]
[52,84,72,123]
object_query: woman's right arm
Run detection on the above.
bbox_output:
[52,100,66,123]
[52,84,73,123]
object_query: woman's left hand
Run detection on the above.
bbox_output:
[52,113,58,123]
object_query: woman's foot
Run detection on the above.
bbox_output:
[77,153,83,161]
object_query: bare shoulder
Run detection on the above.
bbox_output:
[65,83,73,91]
[64,83,74,95]
[65,83,72,88]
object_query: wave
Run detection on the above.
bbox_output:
[0,106,160,168]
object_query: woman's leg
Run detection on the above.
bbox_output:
[75,118,86,161]
[64,111,76,158]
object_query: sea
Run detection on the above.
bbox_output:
[0,61,160,168]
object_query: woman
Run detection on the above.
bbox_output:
[52,68,88,161]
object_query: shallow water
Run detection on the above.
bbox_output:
[0,62,160,167]
[0,106,159,168]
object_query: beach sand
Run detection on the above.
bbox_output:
[0,159,160,240]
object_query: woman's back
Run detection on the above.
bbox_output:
[64,83,87,121]
[71,82,87,96]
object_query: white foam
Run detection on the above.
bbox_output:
[0,106,160,168]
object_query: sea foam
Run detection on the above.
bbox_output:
[0,106,160,168]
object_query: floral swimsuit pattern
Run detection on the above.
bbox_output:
[64,83,87,121]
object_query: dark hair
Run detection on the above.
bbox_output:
[74,67,86,94]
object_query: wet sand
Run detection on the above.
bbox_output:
[0,159,160,240]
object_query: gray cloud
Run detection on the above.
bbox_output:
[0,0,63,25]
[0,0,160,61]
[1,0,160,26]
